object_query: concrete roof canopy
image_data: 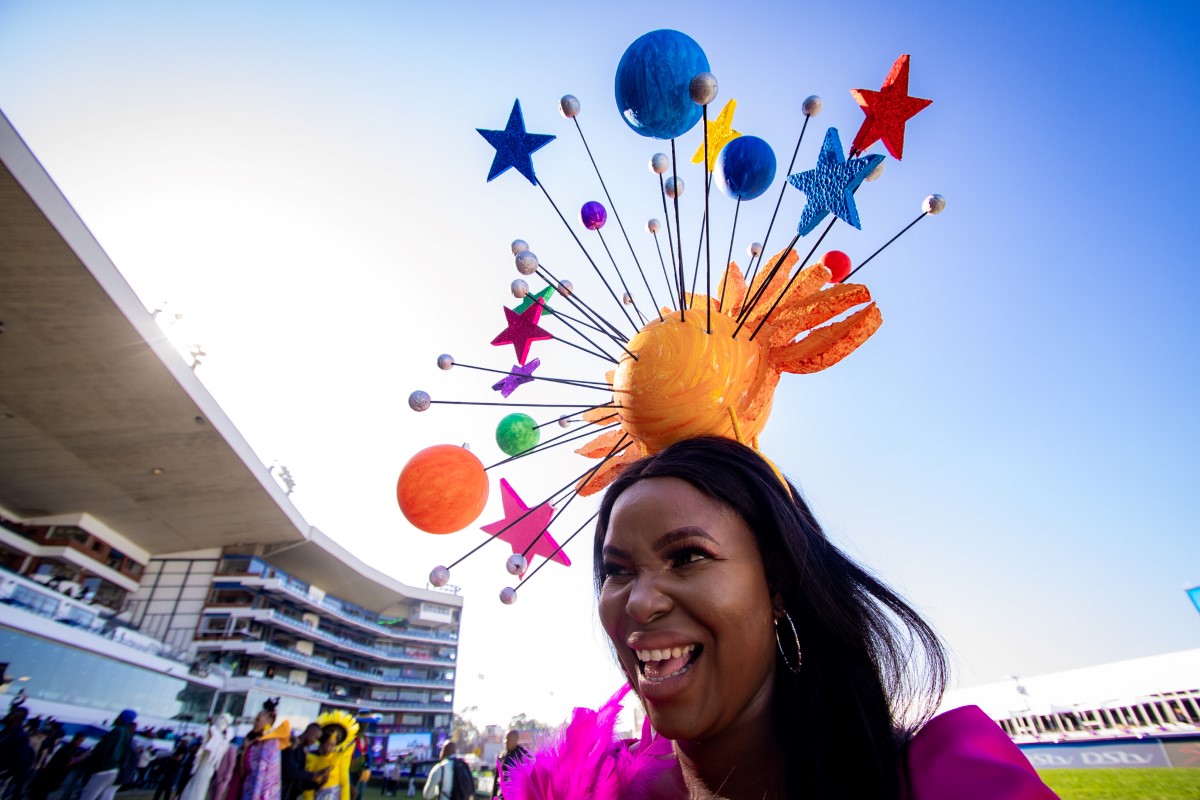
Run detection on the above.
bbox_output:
[0,111,455,612]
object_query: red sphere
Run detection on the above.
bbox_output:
[397,445,489,534]
[820,250,852,283]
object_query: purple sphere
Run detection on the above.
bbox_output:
[580,201,608,231]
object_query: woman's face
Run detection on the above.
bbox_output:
[598,477,779,742]
[252,711,272,732]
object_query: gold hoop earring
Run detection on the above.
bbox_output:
[774,610,802,673]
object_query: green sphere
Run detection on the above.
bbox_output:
[496,413,540,456]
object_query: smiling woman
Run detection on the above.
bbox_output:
[507,437,1060,800]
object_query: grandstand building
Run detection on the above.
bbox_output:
[0,110,460,742]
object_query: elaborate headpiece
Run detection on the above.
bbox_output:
[315,709,360,751]
[397,30,943,604]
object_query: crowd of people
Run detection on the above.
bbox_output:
[1,695,526,800]
[0,701,207,800]
[0,698,381,800]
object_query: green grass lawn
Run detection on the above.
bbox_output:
[1039,768,1200,800]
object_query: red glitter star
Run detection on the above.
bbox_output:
[480,479,571,568]
[490,301,552,365]
[850,54,932,160]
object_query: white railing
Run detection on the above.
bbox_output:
[0,572,189,664]
[259,610,456,667]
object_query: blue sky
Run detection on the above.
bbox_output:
[1,0,1197,726]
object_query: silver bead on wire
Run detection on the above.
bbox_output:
[511,239,529,255]
[559,95,580,118]
[923,194,947,215]
[500,587,518,605]
[622,292,633,305]
[802,95,823,117]
[515,250,539,275]
[649,153,670,174]
[558,279,573,296]
[506,554,528,576]
[748,242,763,258]
[646,218,661,234]
[865,161,886,182]
[558,415,572,428]
[664,176,684,199]
[429,566,450,587]
[436,354,454,370]
[511,279,529,298]
[689,72,718,105]
[408,391,431,412]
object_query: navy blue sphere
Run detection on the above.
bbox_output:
[614,30,710,140]
[715,136,777,201]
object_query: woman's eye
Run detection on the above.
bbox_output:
[602,562,631,580]
[670,549,709,567]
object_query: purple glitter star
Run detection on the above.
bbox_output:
[491,358,540,398]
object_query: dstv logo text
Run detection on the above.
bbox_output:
[1081,751,1155,765]
[1021,743,1170,769]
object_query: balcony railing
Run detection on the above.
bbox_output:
[197,640,455,690]
[244,676,453,712]
[0,572,190,665]
[255,578,460,644]
[259,643,455,687]
[258,609,456,667]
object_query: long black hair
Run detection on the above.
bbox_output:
[593,436,949,799]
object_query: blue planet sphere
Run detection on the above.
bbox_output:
[614,30,710,140]
[715,136,777,201]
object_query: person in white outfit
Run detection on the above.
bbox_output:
[179,714,233,800]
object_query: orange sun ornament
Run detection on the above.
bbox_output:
[572,248,882,495]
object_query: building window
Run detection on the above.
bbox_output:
[0,628,215,719]
[46,527,90,546]
[209,588,254,606]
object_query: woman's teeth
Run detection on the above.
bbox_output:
[635,643,696,662]
[633,643,700,682]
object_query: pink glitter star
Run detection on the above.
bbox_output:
[480,479,571,568]
[490,302,552,365]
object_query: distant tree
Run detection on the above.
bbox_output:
[506,714,554,735]
[454,706,480,752]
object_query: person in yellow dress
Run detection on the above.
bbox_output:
[302,711,360,800]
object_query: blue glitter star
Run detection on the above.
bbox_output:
[477,100,556,186]
[491,359,540,398]
[788,128,885,235]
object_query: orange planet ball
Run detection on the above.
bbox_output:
[613,310,777,454]
[397,445,489,534]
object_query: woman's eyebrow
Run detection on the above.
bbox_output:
[602,527,718,560]
[601,544,632,560]
[653,526,718,550]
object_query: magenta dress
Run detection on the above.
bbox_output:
[903,705,1059,799]
[507,688,1059,800]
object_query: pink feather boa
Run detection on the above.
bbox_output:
[504,685,677,800]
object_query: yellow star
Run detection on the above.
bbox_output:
[691,99,742,171]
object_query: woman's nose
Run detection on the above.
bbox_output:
[625,570,673,623]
